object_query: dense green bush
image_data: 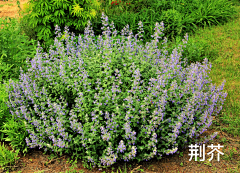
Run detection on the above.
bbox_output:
[19,0,105,54]
[0,17,39,85]
[3,12,227,169]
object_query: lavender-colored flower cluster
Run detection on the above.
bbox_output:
[4,12,227,168]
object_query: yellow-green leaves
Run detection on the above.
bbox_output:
[71,3,85,18]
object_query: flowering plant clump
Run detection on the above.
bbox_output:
[4,12,227,168]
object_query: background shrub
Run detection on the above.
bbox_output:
[19,0,105,54]
[0,17,39,85]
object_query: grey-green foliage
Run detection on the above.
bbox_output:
[3,12,227,169]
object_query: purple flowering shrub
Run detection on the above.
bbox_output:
[4,12,227,168]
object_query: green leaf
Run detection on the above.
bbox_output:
[43,14,52,26]
[37,25,51,40]
[59,9,65,17]
[28,12,40,28]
